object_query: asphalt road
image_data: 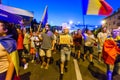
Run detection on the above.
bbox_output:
[19,46,120,80]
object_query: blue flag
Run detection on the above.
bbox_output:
[41,6,48,26]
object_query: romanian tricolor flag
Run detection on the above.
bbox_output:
[102,39,117,65]
[83,0,113,16]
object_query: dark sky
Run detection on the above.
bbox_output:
[2,0,120,26]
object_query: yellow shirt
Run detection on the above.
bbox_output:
[0,43,9,73]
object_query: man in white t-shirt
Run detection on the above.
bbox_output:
[97,27,108,62]
[83,29,96,64]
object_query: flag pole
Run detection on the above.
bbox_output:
[38,5,48,32]
[38,22,42,32]
[81,0,85,29]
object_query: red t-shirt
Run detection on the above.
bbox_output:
[73,34,82,46]
[17,34,24,50]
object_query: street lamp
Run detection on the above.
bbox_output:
[69,20,73,25]
[101,20,106,25]
[95,25,98,28]
[101,20,106,27]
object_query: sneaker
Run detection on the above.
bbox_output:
[24,63,28,69]
[31,60,34,63]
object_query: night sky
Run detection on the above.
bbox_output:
[2,0,120,26]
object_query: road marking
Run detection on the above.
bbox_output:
[73,59,83,80]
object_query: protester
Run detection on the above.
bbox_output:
[83,29,96,64]
[102,32,118,80]
[0,20,19,80]
[73,29,83,60]
[58,23,73,80]
[39,23,55,69]
[97,27,108,62]
[17,28,28,70]
[23,28,30,55]
[53,29,59,54]
[34,31,41,63]
[30,32,36,63]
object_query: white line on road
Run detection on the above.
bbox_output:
[73,59,83,80]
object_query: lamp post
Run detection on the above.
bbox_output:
[101,20,106,27]
[69,20,73,25]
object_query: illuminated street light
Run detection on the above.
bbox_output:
[95,25,98,28]
[101,20,106,25]
[101,20,106,28]
[69,20,73,25]
[77,21,80,24]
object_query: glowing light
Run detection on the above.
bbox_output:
[69,20,73,25]
[101,20,106,24]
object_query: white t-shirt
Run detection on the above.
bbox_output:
[34,36,40,46]
[97,32,108,45]
[84,33,95,46]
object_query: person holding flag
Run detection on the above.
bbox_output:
[39,23,55,69]
[102,32,120,80]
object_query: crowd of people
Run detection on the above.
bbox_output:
[0,20,120,80]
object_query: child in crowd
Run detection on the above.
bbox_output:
[30,32,36,63]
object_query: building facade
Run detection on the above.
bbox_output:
[102,8,120,31]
